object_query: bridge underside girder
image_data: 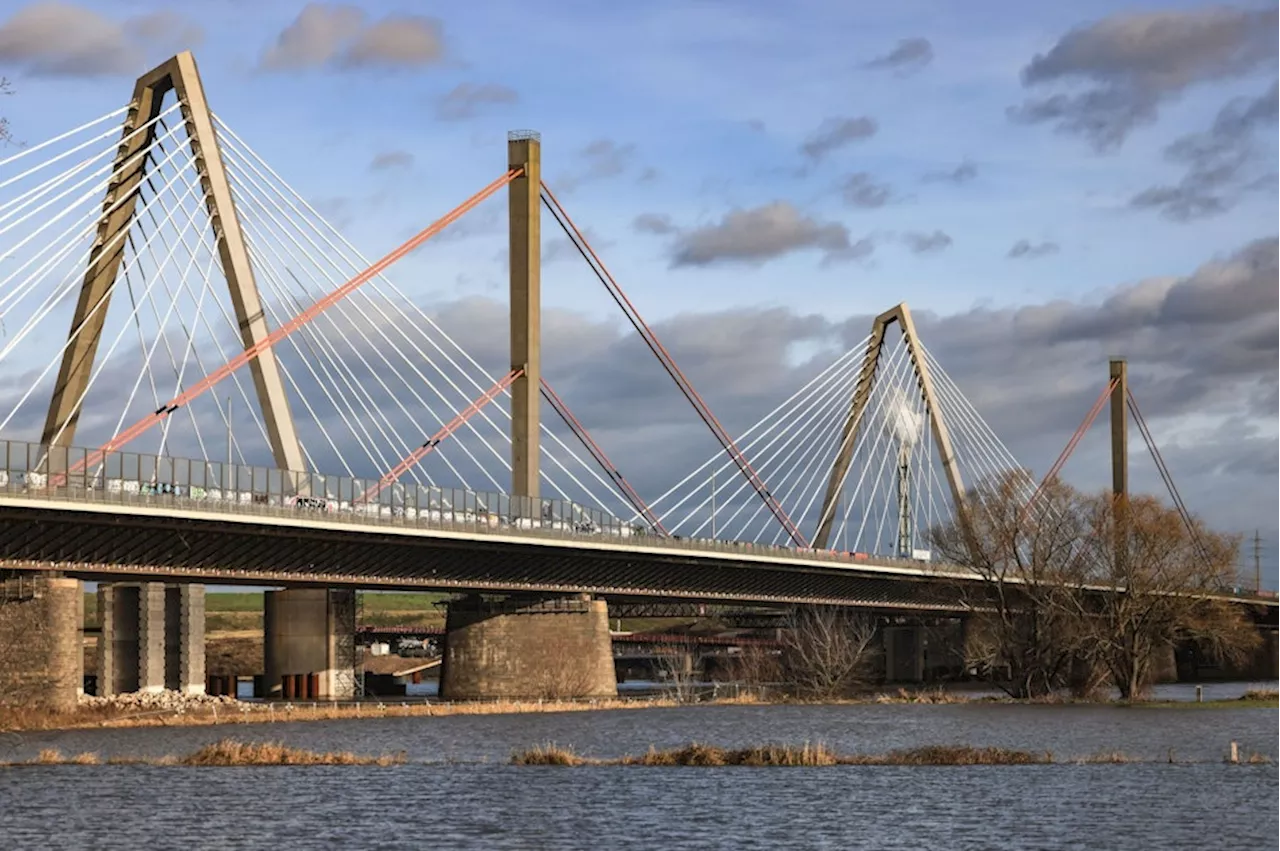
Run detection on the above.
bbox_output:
[0,504,976,612]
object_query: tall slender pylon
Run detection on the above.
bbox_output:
[813,302,968,551]
[40,51,304,474]
[507,130,541,503]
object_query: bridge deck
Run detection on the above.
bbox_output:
[1,486,1272,613]
[0,487,974,610]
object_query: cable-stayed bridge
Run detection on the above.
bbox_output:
[0,53,1272,703]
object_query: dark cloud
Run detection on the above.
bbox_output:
[862,37,933,73]
[841,172,893,208]
[1009,8,1278,149]
[632,213,676,235]
[0,2,202,77]
[554,139,637,192]
[435,82,518,121]
[901,230,952,254]
[258,4,445,71]
[923,161,978,184]
[369,150,413,171]
[125,10,204,52]
[1008,239,1059,259]
[3,237,1273,576]
[800,116,878,162]
[667,202,872,268]
[1130,83,1277,221]
[543,229,612,265]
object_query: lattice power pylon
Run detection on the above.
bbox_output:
[40,52,303,475]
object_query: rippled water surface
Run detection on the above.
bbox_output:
[2,700,1276,850]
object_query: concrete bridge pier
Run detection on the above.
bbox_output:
[0,574,82,710]
[439,593,618,701]
[883,624,925,683]
[98,582,205,696]
[263,588,356,699]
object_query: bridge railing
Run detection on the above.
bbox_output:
[0,439,1006,580]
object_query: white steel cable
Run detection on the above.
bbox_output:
[0,153,202,434]
[662,348,863,534]
[810,340,911,544]
[215,132,625,512]
[651,345,865,528]
[217,135,626,513]
[0,107,127,169]
[686,362,861,540]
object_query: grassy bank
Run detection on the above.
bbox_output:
[0,695,704,734]
[3,688,1272,735]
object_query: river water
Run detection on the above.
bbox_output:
[1,695,1275,850]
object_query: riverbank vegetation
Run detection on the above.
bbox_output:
[1,686,1272,735]
[508,742,1271,767]
[929,475,1263,701]
[6,739,1268,768]
[11,740,405,766]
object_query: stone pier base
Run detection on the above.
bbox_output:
[263,588,356,699]
[0,574,82,710]
[439,593,618,701]
[99,582,205,696]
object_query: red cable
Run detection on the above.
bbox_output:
[1021,377,1117,522]
[358,368,523,505]
[57,168,522,484]
[539,181,808,548]
[540,377,668,535]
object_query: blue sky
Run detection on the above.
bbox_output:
[0,0,1276,579]
[3,0,1274,321]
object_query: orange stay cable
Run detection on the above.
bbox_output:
[1020,376,1118,522]
[358,368,523,505]
[60,169,522,482]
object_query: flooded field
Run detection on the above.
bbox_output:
[1,697,1275,849]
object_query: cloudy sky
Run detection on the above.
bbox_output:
[0,1,1276,582]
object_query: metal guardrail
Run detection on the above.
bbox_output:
[0,438,958,576]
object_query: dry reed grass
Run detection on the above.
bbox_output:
[1074,750,1141,764]
[0,696,700,734]
[1240,689,1278,702]
[872,688,971,705]
[510,742,1051,767]
[846,745,1050,766]
[179,739,405,766]
[8,739,404,767]
[510,744,587,766]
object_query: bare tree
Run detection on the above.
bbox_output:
[931,472,1093,698]
[1078,494,1261,700]
[726,643,782,692]
[0,78,14,147]
[656,650,699,704]
[780,607,879,699]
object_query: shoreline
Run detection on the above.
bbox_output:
[3,688,1275,734]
